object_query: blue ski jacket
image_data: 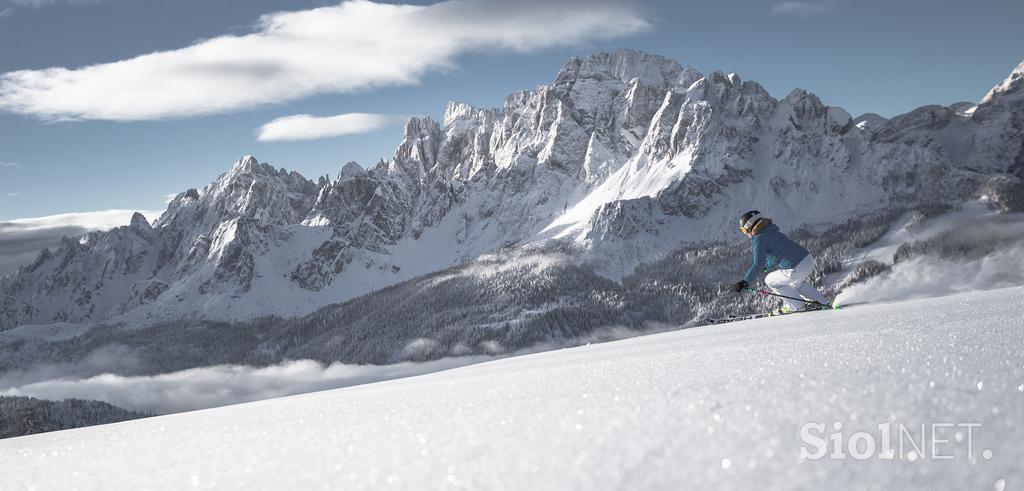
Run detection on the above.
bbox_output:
[744,223,809,284]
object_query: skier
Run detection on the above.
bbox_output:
[731,210,830,315]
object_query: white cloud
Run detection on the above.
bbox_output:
[257,112,402,142]
[3,192,19,197]
[0,323,650,414]
[0,0,649,121]
[770,1,836,17]
[0,7,13,20]
[4,208,161,230]
[0,357,498,413]
[0,161,19,168]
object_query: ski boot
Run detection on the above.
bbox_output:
[801,303,827,312]
[769,306,794,316]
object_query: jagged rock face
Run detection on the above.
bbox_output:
[0,156,320,328]
[555,58,1023,252]
[117,279,169,314]
[439,102,498,181]
[0,223,155,327]
[2,50,1022,330]
[547,69,866,243]
[971,64,1024,213]
[974,62,1024,178]
[585,198,661,240]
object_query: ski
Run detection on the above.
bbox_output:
[704,302,841,325]
[704,312,772,325]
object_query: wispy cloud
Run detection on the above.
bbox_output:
[257,112,403,142]
[770,1,837,17]
[0,357,498,413]
[4,208,161,230]
[0,209,162,276]
[0,0,649,121]
[3,192,20,198]
[0,161,19,168]
[0,324,649,413]
[0,7,13,20]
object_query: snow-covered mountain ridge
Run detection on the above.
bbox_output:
[2,50,1022,329]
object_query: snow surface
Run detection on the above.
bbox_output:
[2,287,1022,489]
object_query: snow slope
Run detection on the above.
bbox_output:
[2,287,1021,489]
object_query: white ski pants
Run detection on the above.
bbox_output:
[764,254,829,311]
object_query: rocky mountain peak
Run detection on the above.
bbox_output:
[981,60,1024,105]
[129,212,151,231]
[231,154,260,173]
[402,116,441,140]
[216,155,293,192]
[337,161,365,181]
[443,101,495,127]
[393,116,442,178]
[853,113,888,132]
[782,87,822,106]
[555,49,701,90]
[191,155,320,229]
[781,87,829,122]
[948,102,978,117]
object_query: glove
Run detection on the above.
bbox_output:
[732,280,748,293]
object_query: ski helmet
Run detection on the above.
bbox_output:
[739,210,765,233]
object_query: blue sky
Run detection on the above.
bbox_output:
[0,0,1022,221]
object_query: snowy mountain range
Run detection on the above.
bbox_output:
[2,49,1022,331]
